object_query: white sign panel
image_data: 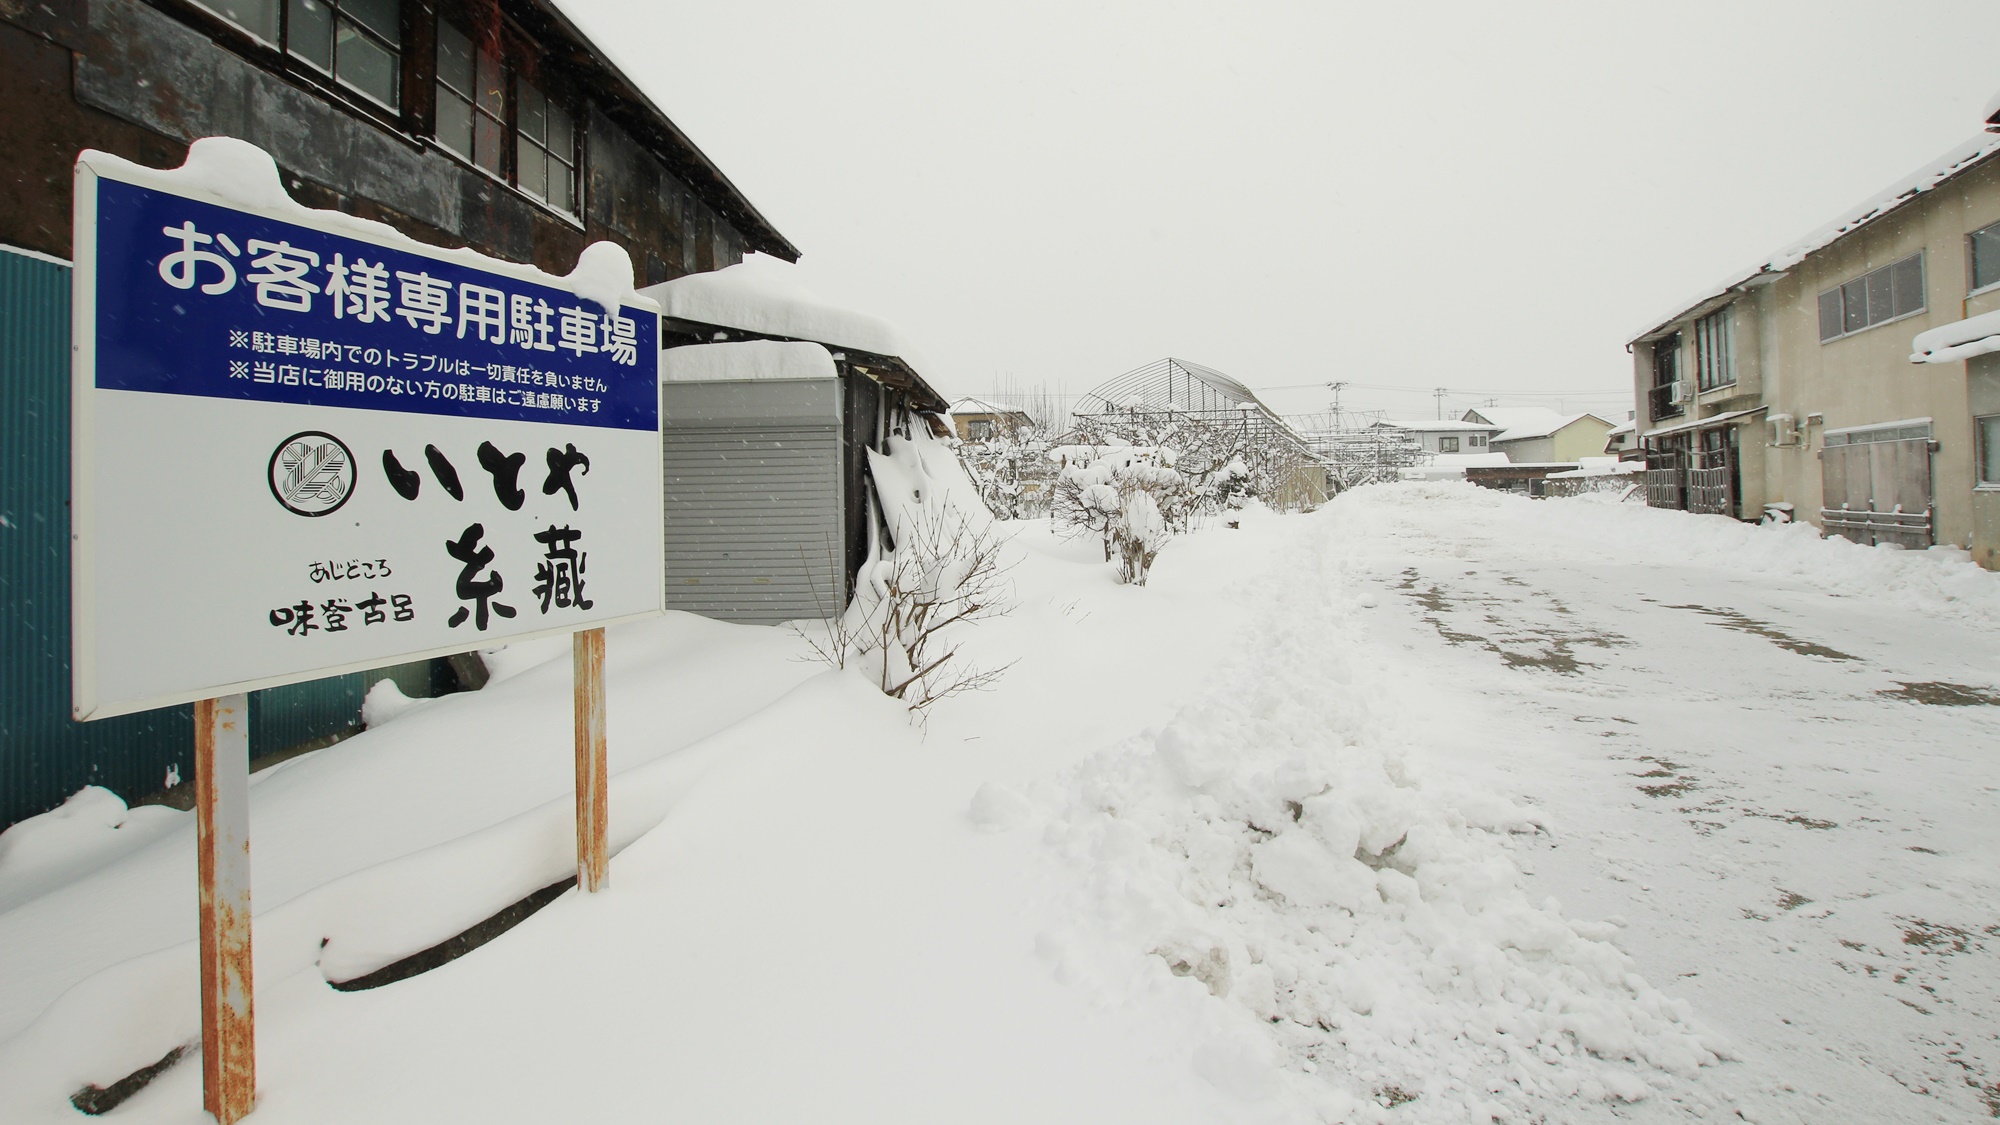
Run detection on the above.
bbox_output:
[72,148,664,719]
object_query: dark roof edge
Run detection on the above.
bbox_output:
[528,1,801,262]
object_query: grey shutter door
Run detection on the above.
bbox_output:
[660,380,846,625]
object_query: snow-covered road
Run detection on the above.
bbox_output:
[1321,487,2000,1122]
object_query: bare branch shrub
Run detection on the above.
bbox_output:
[838,503,1015,716]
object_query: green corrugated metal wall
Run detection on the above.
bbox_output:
[1,245,376,828]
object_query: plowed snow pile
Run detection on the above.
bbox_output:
[1034,505,1728,1120]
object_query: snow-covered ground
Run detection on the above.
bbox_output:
[3,482,1997,1123]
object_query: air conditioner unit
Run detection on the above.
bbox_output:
[1673,379,1692,404]
[1768,413,1797,447]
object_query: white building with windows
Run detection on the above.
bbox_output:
[1371,418,1502,456]
[1627,108,2000,569]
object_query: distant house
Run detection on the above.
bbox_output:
[948,397,1033,443]
[1604,416,1641,461]
[1371,418,1502,456]
[1627,107,2000,568]
[1462,408,1616,464]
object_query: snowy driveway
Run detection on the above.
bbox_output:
[1322,487,2000,1122]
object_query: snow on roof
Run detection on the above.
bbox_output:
[1606,419,1637,437]
[1631,131,2000,344]
[1464,408,1610,443]
[640,255,940,381]
[1910,307,2000,363]
[660,340,836,383]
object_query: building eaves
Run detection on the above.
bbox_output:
[1628,131,2000,346]
[532,0,800,262]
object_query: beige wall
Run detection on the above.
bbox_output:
[1632,154,2000,568]
[1550,417,1617,462]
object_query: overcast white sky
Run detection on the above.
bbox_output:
[568,0,2000,421]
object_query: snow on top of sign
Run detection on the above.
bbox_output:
[81,138,657,315]
[641,255,936,377]
[1630,130,2000,343]
[1910,307,2000,363]
[659,340,837,382]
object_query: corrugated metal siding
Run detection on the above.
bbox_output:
[0,247,378,828]
[662,425,845,624]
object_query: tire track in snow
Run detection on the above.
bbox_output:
[1328,483,2000,1124]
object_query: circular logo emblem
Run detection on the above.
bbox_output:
[268,431,356,517]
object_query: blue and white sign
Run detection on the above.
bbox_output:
[72,142,665,719]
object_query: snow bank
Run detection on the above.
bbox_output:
[0,790,181,915]
[660,339,836,383]
[90,138,656,315]
[1036,509,1724,1117]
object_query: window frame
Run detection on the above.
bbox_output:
[1439,435,1460,453]
[1968,220,2000,298]
[1693,306,1735,392]
[1978,413,2000,490]
[175,0,409,127]
[430,13,586,225]
[1817,251,1927,343]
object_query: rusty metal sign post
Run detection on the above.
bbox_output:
[194,695,255,1124]
[574,627,609,891]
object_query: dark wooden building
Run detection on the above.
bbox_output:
[0,0,795,827]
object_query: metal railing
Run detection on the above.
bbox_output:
[1648,382,1684,420]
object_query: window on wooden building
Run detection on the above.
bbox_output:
[192,0,401,108]
[435,21,582,217]
[1817,252,1924,342]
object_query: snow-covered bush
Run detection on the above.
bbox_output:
[1114,488,1170,586]
[1069,407,1322,513]
[1052,448,1191,584]
[803,430,1014,716]
[846,504,1011,711]
[955,424,1057,521]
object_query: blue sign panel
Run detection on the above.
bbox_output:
[91,179,658,431]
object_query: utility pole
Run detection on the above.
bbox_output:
[1327,380,1348,424]
[1434,386,1448,421]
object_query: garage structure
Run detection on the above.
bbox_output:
[643,264,950,624]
